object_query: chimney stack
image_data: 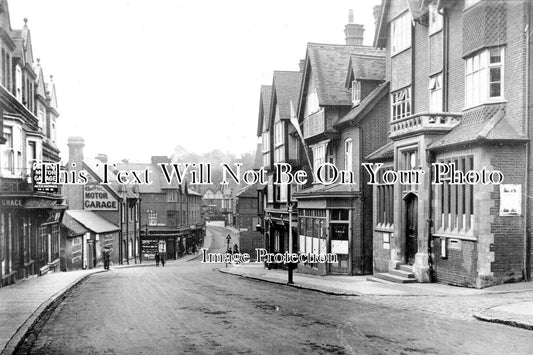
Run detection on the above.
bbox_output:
[298,59,306,72]
[344,9,365,46]
[95,153,108,164]
[67,136,85,166]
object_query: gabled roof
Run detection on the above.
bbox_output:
[117,162,182,194]
[11,19,34,66]
[345,54,386,87]
[46,77,58,109]
[428,109,528,151]
[271,70,302,120]
[335,81,390,128]
[256,85,272,137]
[299,43,385,112]
[237,182,263,198]
[0,0,12,32]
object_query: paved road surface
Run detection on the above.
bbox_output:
[15,226,533,354]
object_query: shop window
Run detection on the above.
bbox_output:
[465,47,504,108]
[391,12,412,55]
[391,87,411,121]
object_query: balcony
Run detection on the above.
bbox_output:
[303,109,325,139]
[389,113,462,139]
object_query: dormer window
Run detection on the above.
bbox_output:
[351,80,361,106]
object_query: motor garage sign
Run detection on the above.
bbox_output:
[84,173,118,210]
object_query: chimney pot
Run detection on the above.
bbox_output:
[298,59,305,72]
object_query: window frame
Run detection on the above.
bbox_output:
[465,47,504,109]
[391,12,412,55]
[391,87,412,121]
[351,80,361,106]
[429,73,443,112]
[344,138,353,172]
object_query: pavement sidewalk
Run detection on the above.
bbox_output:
[219,263,533,330]
[0,269,104,354]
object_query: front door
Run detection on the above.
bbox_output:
[405,195,418,265]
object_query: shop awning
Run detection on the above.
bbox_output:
[65,210,120,234]
[24,198,57,209]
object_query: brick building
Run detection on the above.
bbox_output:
[0,0,65,287]
[235,183,263,256]
[119,156,204,260]
[368,0,533,287]
[62,137,141,267]
[292,17,387,276]
[259,70,302,266]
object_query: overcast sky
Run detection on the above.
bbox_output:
[9,0,381,163]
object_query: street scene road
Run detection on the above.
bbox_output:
[14,225,533,355]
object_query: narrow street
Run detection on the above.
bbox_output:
[15,226,533,355]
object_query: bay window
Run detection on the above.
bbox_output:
[391,12,412,55]
[391,87,411,121]
[2,126,22,176]
[465,47,504,108]
[304,89,319,117]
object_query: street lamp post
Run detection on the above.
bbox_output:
[287,202,294,285]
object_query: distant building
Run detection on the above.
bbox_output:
[235,184,263,257]
[119,156,205,260]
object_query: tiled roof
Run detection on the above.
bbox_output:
[237,182,263,198]
[428,109,527,151]
[272,71,302,120]
[306,43,385,106]
[257,85,272,136]
[117,162,181,194]
[366,141,394,162]
[336,81,389,127]
[61,212,89,237]
[348,54,386,83]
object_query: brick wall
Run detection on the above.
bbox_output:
[489,144,527,283]
[433,238,478,287]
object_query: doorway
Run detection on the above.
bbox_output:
[405,194,418,265]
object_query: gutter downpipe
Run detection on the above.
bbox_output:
[524,2,532,282]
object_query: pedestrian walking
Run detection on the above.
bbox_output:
[103,247,111,270]
[192,242,197,254]
[233,243,239,254]
[161,252,166,267]
[155,251,160,267]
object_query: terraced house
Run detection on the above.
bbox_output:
[368,0,533,287]
[293,16,387,276]
[0,0,65,287]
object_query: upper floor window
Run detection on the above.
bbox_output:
[304,89,319,117]
[429,3,443,34]
[465,47,504,108]
[391,12,412,55]
[167,190,178,202]
[391,87,411,121]
[26,140,41,175]
[429,73,443,112]
[262,132,270,168]
[351,80,361,106]
[344,139,353,172]
[274,119,284,163]
[15,65,22,102]
[2,126,22,177]
[312,143,326,182]
[148,210,157,226]
[465,0,481,9]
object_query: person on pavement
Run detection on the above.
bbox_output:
[103,247,111,270]
[155,251,160,267]
[161,252,166,267]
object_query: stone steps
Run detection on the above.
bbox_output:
[372,272,417,284]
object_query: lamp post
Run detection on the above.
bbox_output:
[287,202,294,285]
